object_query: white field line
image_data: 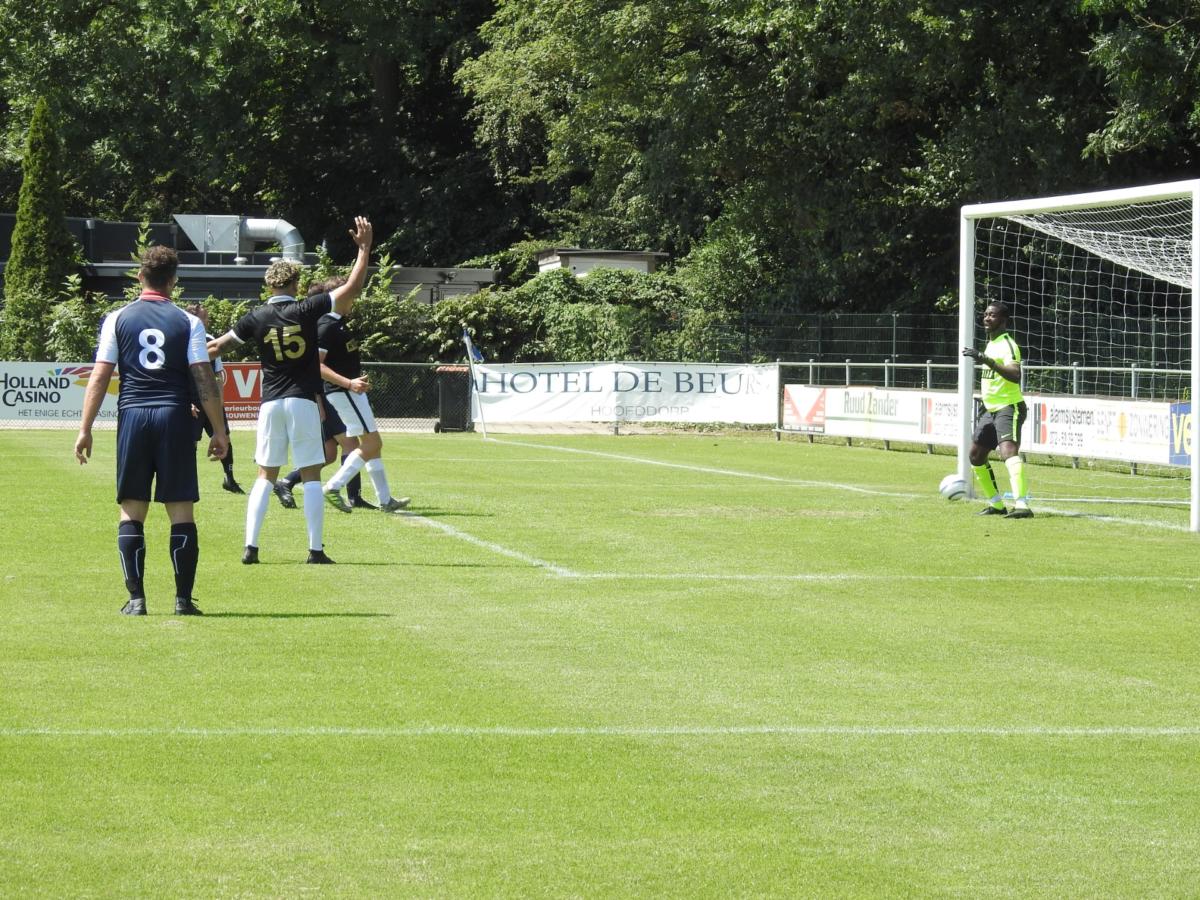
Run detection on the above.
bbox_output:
[2,725,1198,738]
[486,438,917,497]
[557,572,1200,583]
[1041,497,1189,506]
[400,510,579,577]
[1034,504,1191,531]
[490,438,1192,532]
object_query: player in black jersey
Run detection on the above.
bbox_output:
[274,279,371,510]
[318,285,410,514]
[207,217,373,565]
[187,304,244,495]
[75,246,228,616]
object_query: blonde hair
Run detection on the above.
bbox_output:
[264,259,304,289]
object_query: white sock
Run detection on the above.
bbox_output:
[245,478,272,547]
[325,449,365,492]
[365,457,392,504]
[302,481,324,552]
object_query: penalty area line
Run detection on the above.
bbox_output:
[554,572,1200,583]
[399,510,579,577]
[3,725,1199,738]
[486,438,917,498]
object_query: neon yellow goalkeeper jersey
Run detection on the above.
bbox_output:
[981,331,1023,411]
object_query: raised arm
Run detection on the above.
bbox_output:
[330,216,374,316]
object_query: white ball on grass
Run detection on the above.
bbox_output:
[938,474,967,501]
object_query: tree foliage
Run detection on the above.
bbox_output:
[0,98,78,359]
[3,0,1200,342]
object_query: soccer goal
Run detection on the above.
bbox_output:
[957,179,1200,530]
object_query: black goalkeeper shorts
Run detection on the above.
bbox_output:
[973,401,1027,451]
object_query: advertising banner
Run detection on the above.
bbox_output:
[221,362,262,421]
[0,362,118,425]
[1169,401,1192,466]
[472,362,779,424]
[1025,395,1173,465]
[782,385,961,445]
[0,360,264,426]
[783,383,1177,466]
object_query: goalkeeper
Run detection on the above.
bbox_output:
[962,301,1032,519]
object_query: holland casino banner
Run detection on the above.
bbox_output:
[782,383,1177,466]
[471,362,779,424]
[0,360,264,424]
[0,362,118,424]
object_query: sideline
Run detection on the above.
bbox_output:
[4,724,1198,738]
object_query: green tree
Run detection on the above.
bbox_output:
[0,97,77,360]
[1081,2,1200,167]
[459,1,1128,315]
[0,0,512,266]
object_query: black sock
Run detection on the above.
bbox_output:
[169,522,199,600]
[117,520,146,599]
[346,454,362,502]
[282,468,301,488]
[222,416,234,469]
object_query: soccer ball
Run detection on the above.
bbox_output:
[938,474,967,501]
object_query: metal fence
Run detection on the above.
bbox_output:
[777,360,1190,402]
[712,311,961,364]
[363,362,473,433]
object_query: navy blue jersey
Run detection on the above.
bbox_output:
[317,312,362,392]
[96,294,207,411]
[231,293,332,402]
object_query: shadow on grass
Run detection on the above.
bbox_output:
[402,508,495,519]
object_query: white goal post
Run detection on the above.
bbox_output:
[957,179,1200,531]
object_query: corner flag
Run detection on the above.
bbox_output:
[462,327,485,363]
[461,327,487,438]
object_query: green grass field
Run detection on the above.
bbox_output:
[1,428,1198,897]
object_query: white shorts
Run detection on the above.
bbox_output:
[324,390,377,437]
[255,396,325,468]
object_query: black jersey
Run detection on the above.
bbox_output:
[232,293,332,402]
[317,312,362,393]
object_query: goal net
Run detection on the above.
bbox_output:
[957,180,1200,530]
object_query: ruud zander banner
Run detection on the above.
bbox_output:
[472,362,779,424]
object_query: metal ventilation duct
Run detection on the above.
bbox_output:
[172,214,305,261]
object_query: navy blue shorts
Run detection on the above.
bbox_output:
[321,396,347,441]
[116,405,199,503]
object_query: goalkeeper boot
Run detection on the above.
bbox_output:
[977,504,1006,516]
[380,497,411,514]
[120,597,147,616]
[1005,507,1034,519]
[306,549,336,565]
[175,596,204,616]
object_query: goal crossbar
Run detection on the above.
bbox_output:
[958,180,1200,531]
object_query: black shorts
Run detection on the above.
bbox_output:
[115,405,199,503]
[321,396,347,441]
[973,401,1027,451]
